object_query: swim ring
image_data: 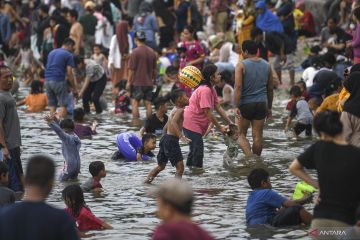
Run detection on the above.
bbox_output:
[116,132,152,161]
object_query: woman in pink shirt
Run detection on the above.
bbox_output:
[183,64,233,168]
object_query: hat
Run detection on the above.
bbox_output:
[150,179,193,211]
[84,1,96,10]
[135,31,146,41]
[209,35,223,49]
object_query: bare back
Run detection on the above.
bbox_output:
[167,106,184,137]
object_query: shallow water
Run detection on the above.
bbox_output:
[16,80,317,239]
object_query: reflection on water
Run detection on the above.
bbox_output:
[16,83,316,239]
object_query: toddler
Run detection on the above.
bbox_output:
[136,134,157,161]
[223,124,240,166]
[284,86,313,137]
[114,80,131,113]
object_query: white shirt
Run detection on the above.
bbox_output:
[302,67,318,88]
[108,34,133,69]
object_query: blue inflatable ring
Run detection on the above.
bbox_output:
[116,132,151,161]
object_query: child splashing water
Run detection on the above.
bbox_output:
[145,89,190,183]
[63,184,112,232]
[45,114,81,181]
[223,124,240,167]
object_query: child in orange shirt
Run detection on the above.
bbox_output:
[17,80,48,113]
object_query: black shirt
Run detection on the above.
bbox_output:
[297,141,360,225]
[265,32,295,55]
[0,201,79,240]
[144,113,168,136]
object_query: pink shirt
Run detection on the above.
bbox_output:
[183,85,218,135]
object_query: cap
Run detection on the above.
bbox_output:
[209,35,223,49]
[135,31,146,41]
[150,179,193,212]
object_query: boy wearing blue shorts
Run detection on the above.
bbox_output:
[246,168,312,227]
[145,89,190,183]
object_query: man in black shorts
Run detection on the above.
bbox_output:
[234,40,273,156]
[127,31,157,119]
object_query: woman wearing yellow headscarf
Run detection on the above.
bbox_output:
[237,0,256,47]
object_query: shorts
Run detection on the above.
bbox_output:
[271,205,303,227]
[45,80,69,107]
[239,102,268,120]
[294,123,312,136]
[273,53,295,71]
[131,86,153,101]
[157,134,183,167]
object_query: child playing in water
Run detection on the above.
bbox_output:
[114,80,131,113]
[145,89,190,183]
[139,97,168,136]
[223,124,240,167]
[286,81,310,111]
[73,108,98,139]
[81,161,106,192]
[45,114,81,181]
[17,80,48,113]
[284,86,313,137]
[136,134,157,161]
[13,40,33,84]
[63,184,112,231]
[246,168,312,227]
[0,161,15,207]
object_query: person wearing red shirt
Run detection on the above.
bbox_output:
[297,1,316,38]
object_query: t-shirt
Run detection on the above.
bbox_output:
[289,99,313,125]
[79,13,97,36]
[0,186,15,207]
[144,113,168,136]
[74,123,95,139]
[45,48,75,82]
[246,189,286,225]
[81,178,102,192]
[0,201,79,240]
[297,141,360,225]
[24,93,48,113]
[65,206,104,231]
[183,85,218,135]
[316,94,339,113]
[152,220,214,240]
[74,59,104,82]
[265,31,295,55]
[128,45,157,87]
[0,90,21,149]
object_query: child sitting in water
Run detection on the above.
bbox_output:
[246,168,312,227]
[223,124,240,167]
[136,134,157,161]
[73,108,98,139]
[145,89,190,183]
[0,161,15,207]
[45,114,81,181]
[17,80,48,113]
[114,80,131,113]
[284,86,313,137]
[139,97,168,136]
[81,161,106,192]
[63,184,112,231]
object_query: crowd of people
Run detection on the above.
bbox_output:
[1,0,360,239]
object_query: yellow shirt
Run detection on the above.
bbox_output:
[293,9,304,30]
[337,88,351,112]
[316,94,339,113]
